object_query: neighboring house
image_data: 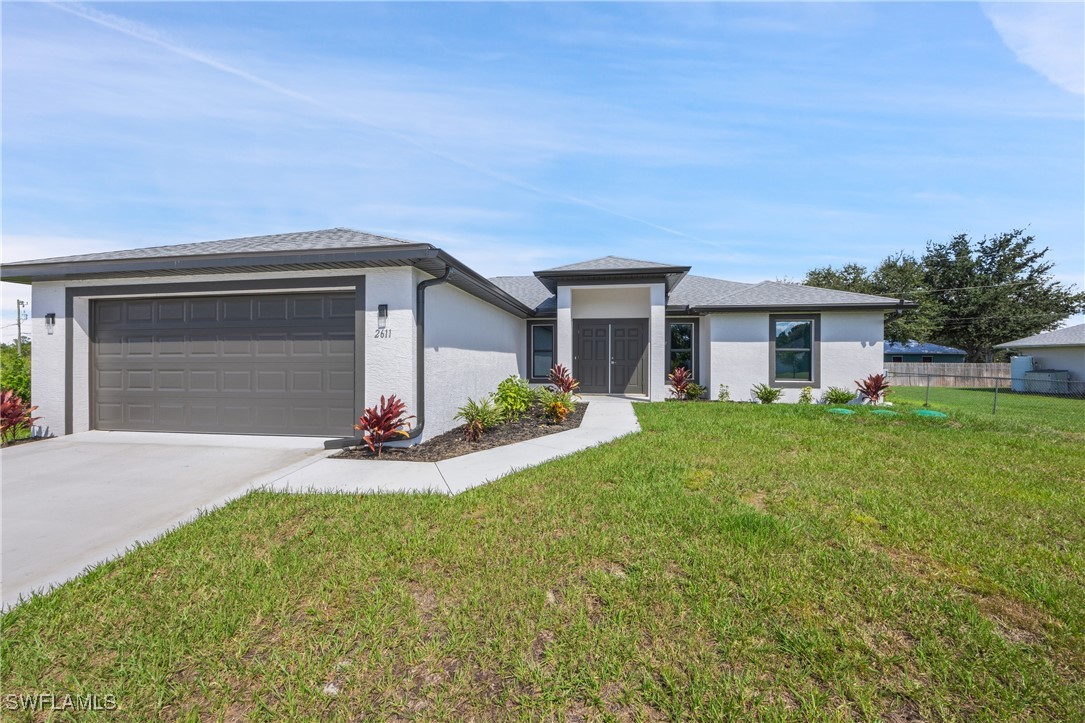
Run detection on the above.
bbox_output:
[0,228,904,440]
[883,340,967,364]
[995,324,1085,382]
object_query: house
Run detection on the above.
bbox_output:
[995,323,1085,382]
[0,228,905,440]
[883,340,967,364]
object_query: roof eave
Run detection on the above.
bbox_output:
[0,244,438,284]
[690,302,910,312]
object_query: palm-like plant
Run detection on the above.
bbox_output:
[354,395,414,457]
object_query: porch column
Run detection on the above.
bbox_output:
[556,285,573,374]
[649,282,666,401]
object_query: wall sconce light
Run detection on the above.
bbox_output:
[377,304,388,330]
[45,313,56,335]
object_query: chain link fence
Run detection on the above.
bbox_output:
[886,371,1085,434]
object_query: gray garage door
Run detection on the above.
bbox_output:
[93,293,356,436]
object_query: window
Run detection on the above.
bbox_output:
[769,314,820,387]
[922,356,934,364]
[529,323,554,380]
[892,355,904,363]
[667,321,695,377]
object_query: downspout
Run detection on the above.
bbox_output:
[404,265,454,441]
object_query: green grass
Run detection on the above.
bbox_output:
[3,403,1084,720]
[890,385,1085,434]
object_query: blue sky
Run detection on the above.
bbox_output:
[2,1,1083,340]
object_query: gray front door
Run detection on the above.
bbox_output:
[573,319,649,395]
[92,293,356,436]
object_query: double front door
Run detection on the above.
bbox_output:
[573,319,649,395]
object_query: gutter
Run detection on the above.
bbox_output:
[404,265,454,441]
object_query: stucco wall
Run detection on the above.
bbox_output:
[30,282,66,437]
[570,287,650,319]
[709,310,884,402]
[1026,346,1085,381]
[421,273,524,439]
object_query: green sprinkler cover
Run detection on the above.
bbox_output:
[827,408,855,415]
[914,409,948,419]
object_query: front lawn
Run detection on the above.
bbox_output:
[3,403,1083,719]
[890,385,1084,434]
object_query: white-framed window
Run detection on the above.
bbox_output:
[922,355,934,363]
[892,355,904,363]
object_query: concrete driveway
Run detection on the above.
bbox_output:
[1,431,329,608]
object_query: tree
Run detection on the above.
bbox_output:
[804,230,1085,362]
[921,230,1084,361]
[0,338,31,403]
[804,253,941,344]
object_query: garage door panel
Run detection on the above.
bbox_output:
[93,292,355,436]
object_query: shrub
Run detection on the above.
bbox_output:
[798,386,814,404]
[856,373,891,404]
[0,341,31,403]
[548,364,580,396]
[495,375,533,421]
[1,389,41,445]
[685,382,707,400]
[717,384,730,402]
[668,366,694,399]
[354,395,414,457]
[538,388,576,423]
[455,395,504,442]
[751,383,783,404]
[822,387,855,405]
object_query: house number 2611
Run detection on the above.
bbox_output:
[374,328,393,339]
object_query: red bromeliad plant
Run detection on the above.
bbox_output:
[668,366,693,399]
[354,395,414,457]
[548,364,580,396]
[856,373,891,404]
[1,389,40,444]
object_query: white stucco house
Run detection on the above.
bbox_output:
[995,323,1085,382]
[1,228,904,441]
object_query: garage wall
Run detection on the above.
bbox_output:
[31,268,377,437]
[708,310,884,402]
[421,270,524,440]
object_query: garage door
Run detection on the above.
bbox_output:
[93,293,356,436]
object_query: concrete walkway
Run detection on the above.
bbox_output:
[268,396,640,495]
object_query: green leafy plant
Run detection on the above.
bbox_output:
[668,366,694,399]
[354,395,414,457]
[717,384,730,402]
[1,389,41,445]
[798,386,814,404]
[856,373,891,404]
[685,382,706,400]
[495,375,533,422]
[538,388,576,423]
[455,395,505,442]
[548,365,580,396]
[751,383,783,404]
[822,387,855,405]
[0,341,31,403]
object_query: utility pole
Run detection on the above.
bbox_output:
[15,300,27,355]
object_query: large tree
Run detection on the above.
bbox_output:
[804,230,1084,361]
[921,230,1084,361]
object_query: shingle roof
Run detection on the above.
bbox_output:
[488,276,556,314]
[667,275,754,307]
[538,256,682,273]
[995,323,1085,349]
[694,280,902,308]
[884,340,966,355]
[2,227,422,266]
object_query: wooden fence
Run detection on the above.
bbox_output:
[885,362,1010,388]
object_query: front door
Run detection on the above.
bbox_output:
[573,319,649,395]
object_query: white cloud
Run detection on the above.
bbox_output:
[984,2,1085,95]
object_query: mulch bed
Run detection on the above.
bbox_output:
[332,403,588,463]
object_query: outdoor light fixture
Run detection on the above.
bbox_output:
[377,304,388,329]
[45,313,56,335]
